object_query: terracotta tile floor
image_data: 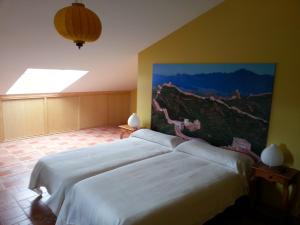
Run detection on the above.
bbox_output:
[0,127,122,225]
[0,127,292,225]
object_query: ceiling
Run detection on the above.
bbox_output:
[0,0,223,95]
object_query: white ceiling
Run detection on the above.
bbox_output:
[0,0,223,95]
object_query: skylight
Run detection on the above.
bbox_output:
[7,68,88,95]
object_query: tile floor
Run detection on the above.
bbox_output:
[0,127,122,225]
[0,127,292,225]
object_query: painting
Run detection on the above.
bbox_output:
[151,63,276,159]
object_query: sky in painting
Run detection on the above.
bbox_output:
[153,64,276,76]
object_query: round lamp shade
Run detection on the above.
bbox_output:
[261,144,283,167]
[127,113,140,129]
[54,3,102,49]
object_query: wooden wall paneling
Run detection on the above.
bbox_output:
[47,97,79,134]
[130,89,137,114]
[43,97,48,134]
[108,93,130,126]
[79,94,108,129]
[0,100,4,142]
[0,91,131,141]
[2,99,45,140]
[77,96,80,130]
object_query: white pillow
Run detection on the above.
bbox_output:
[130,129,185,149]
[175,139,254,176]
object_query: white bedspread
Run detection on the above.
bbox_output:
[56,152,249,225]
[29,137,171,215]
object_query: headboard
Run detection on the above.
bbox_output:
[151,63,276,158]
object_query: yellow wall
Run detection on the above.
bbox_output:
[137,0,300,169]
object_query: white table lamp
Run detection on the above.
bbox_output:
[127,113,140,129]
[261,144,284,167]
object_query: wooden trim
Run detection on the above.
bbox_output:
[0,90,131,100]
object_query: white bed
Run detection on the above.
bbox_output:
[56,139,254,225]
[29,129,184,215]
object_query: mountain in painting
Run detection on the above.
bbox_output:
[153,69,274,97]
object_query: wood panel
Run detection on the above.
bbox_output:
[47,97,79,133]
[2,99,45,140]
[79,94,108,129]
[108,93,130,126]
[130,89,137,114]
[0,100,4,141]
[0,91,131,141]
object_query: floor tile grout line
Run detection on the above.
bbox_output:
[0,127,121,225]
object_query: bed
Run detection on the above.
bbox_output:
[29,129,184,215]
[55,139,254,225]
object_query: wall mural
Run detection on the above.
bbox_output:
[151,64,276,159]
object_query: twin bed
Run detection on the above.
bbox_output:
[29,129,254,225]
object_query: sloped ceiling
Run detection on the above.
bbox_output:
[0,0,223,95]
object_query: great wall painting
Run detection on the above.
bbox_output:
[151,64,276,158]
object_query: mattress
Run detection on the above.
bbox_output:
[29,136,173,215]
[56,151,250,225]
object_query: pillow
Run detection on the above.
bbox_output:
[130,129,185,149]
[175,139,254,176]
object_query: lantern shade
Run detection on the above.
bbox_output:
[54,3,102,48]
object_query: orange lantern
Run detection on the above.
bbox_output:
[54,2,102,49]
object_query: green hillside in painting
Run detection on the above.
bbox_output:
[152,85,271,155]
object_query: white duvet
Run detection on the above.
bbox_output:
[29,137,171,215]
[56,151,250,225]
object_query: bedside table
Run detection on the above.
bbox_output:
[118,124,138,139]
[250,163,299,217]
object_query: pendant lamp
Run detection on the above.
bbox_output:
[54,2,102,49]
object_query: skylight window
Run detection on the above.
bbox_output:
[7,68,88,95]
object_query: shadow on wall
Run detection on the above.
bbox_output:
[277,144,300,217]
[280,143,294,166]
[278,144,300,217]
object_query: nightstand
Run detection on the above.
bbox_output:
[250,163,299,219]
[118,124,138,139]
